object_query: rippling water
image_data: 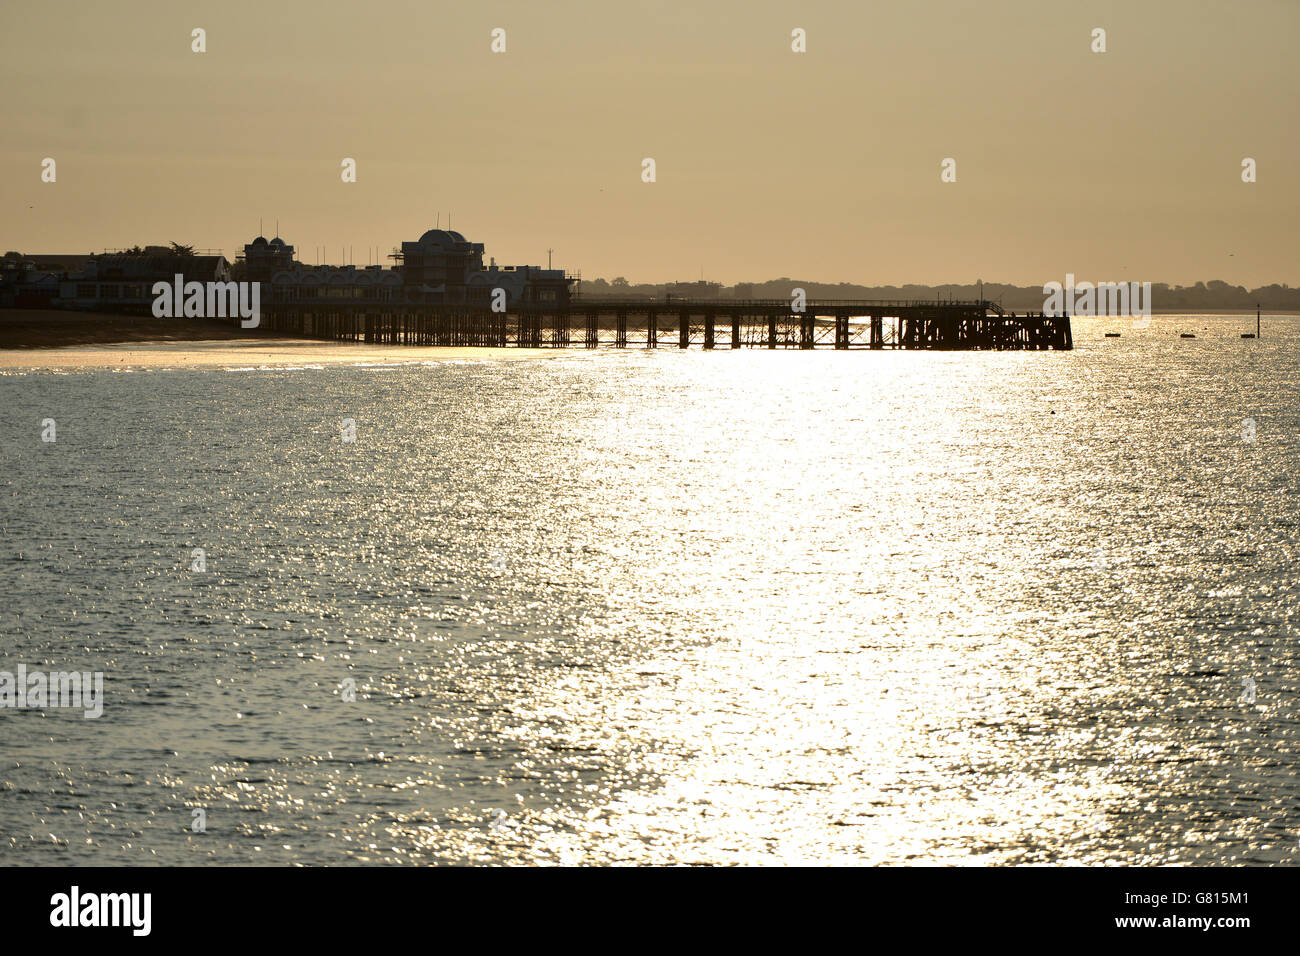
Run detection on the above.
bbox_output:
[2,315,1298,865]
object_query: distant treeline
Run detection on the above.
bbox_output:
[577,278,1298,311]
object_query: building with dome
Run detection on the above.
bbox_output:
[242,236,297,284]
[241,227,575,309]
[396,229,484,292]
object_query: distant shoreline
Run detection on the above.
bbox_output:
[0,309,280,350]
[0,339,564,370]
[0,310,564,368]
[0,310,565,369]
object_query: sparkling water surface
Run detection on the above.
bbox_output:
[1,315,1298,865]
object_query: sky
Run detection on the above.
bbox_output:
[2,0,1297,286]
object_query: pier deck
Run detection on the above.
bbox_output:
[258,299,1072,350]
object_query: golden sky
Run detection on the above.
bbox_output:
[3,0,1296,286]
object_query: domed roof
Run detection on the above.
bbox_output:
[250,236,269,248]
[269,237,286,248]
[416,229,465,246]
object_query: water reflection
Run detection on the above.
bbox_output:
[1,318,1298,864]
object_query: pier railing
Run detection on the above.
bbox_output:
[581,296,997,311]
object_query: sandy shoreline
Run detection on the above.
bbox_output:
[0,338,565,370]
[0,310,567,369]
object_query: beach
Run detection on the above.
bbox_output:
[0,309,564,370]
[0,340,563,370]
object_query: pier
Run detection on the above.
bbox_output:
[258,299,1073,350]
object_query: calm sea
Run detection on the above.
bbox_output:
[2,314,1298,865]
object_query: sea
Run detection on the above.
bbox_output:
[1,314,1297,865]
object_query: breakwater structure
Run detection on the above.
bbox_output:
[258,298,1073,350]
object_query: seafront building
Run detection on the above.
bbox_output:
[243,228,575,309]
[1,247,231,311]
[0,226,575,313]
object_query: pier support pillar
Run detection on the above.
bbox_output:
[704,313,715,350]
[616,312,627,348]
[834,314,849,349]
[679,311,690,349]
